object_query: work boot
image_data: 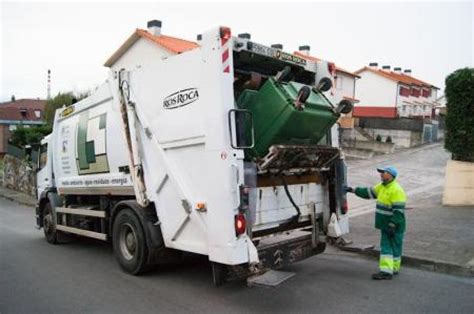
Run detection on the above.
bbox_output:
[371,271,393,280]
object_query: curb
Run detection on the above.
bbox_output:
[0,191,37,208]
[339,245,474,278]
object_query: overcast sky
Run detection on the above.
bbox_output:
[1,1,472,102]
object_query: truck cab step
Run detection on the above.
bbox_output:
[56,207,106,218]
[55,225,107,241]
[247,270,295,287]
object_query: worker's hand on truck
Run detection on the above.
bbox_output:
[343,186,354,193]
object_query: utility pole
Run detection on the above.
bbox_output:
[47,69,51,100]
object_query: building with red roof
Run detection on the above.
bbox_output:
[104,20,199,70]
[353,63,439,119]
[0,97,47,157]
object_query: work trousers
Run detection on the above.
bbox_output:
[379,230,404,274]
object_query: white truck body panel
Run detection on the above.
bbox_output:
[41,26,346,268]
[53,83,134,196]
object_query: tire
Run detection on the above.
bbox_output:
[313,242,326,254]
[43,202,58,244]
[112,208,149,275]
[211,262,228,286]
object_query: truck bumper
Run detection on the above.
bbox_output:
[257,230,325,269]
[224,230,326,282]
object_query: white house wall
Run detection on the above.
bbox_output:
[356,70,397,107]
[334,72,356,103]
[397,83,438,118]
[111,38,174,71]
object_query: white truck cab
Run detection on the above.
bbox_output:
[36,136,53,203]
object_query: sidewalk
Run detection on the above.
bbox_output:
[342,198,474,277]
[341,143,474,277]
[0,186,36,207]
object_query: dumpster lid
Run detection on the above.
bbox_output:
[257,145,340,175]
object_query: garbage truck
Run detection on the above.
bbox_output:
[35,25,353,284]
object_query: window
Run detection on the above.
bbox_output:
[34,110,42,118]
[9,125,17,131]
[399,86,410,97]
[20,109,27,118]
[411,88,420,97]
[422,89,431,98]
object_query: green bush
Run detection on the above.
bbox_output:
[376,134,382,142]
[10,125,52,148]
[386,136,392,143]
[444,68,474,162]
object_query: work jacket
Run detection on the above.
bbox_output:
[355,179,407,232]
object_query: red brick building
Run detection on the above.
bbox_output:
[0,98,47,158]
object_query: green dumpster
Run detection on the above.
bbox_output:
[237,78,339,158]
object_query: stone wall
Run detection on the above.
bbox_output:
[358,117,425,131]
[341,128,400,150]
[344,138,396,153]
[2,155,36,196]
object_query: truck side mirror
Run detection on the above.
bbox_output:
[228,109,255,149]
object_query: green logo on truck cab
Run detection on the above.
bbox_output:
[76,111,110,175]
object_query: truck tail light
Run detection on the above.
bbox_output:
[220,27,231,40]
[341,199,349,215]
[235,214,246,236]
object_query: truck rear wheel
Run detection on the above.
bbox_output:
[43,202,58,244]
[113,208,149,275]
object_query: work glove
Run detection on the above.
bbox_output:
[386,222,397,237]
[343,186,354,193]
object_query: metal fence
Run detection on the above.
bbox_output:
[6,144,38,163]
[6,144,25,159]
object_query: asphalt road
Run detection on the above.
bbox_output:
[1,197,473,314]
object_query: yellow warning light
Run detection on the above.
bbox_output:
[196,202,207,211]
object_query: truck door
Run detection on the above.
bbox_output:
[36,141,52,199]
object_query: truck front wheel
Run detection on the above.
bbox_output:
[43,202,58,244]
[113,208,149,275]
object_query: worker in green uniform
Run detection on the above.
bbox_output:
[345,166,406,280]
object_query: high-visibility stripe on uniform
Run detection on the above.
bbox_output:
[392,202,406,213]
[376,209,393,216]
[376,202,393,216]
[369,187,377,199]
[379,254,394,274]
[376,202,392,210]
[392,202,406,207]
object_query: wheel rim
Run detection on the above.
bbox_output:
[119,223,137,261]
